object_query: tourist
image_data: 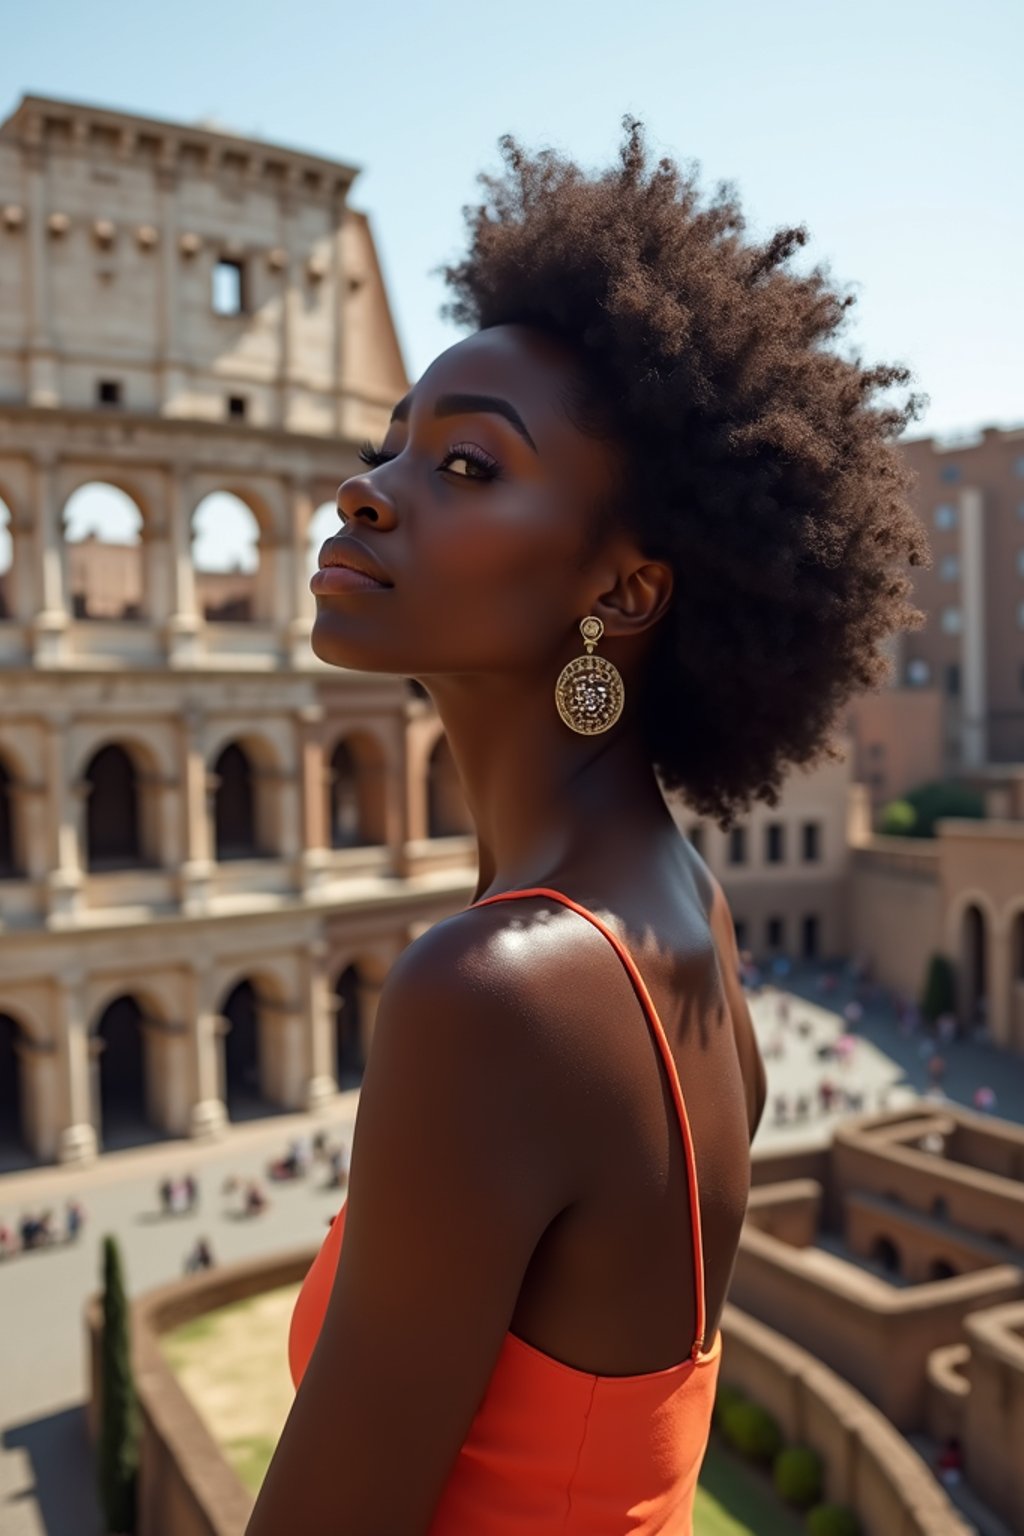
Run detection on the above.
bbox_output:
[973,1085,997,1113]
[184,1173,199,1212]
[936,1435,963,1488]
[184,1236,215,1274]
[159,1176,173,1215]
[773,1093,790,1126]
[245,1180,269,1217]
[0,1219,16,1259]
[246,121,923,1536]
[64,1199,85,1243]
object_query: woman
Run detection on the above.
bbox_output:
[247,120,928,1534]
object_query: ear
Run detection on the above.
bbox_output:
[592,555,674,639]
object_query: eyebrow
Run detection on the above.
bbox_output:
[389,391,538,454]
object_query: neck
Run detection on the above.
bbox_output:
[421,669,677,904]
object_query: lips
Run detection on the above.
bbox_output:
[316,540,393,586]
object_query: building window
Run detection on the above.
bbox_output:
[941,607,962,635]
[945,662,961,696]
[728,826,746,865]
[765,822,786,864]
[97,379,122,407]
[802,821,821,862]
[766,916,785,951]
[212,257,246,316]
[227,395,248,420]
[688,824,704,857]
[940,554,960,581]
[907,658,931,686]
[939,464,961,484]
[934,504,958,530]
[801,914,820,959]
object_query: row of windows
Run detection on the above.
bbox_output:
[935,501,1024,529]
[939,552,1024,581]
[733,913,820,960]
[688,820,821,866]
[906,659,1024,695]
[97,377,248,419]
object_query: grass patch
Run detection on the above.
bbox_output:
[695,1441,803,1536]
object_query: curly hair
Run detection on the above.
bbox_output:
[437,118,931,830]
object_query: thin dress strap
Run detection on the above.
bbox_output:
[467,885,708,1361]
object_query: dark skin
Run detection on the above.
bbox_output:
[246,323,766,1536]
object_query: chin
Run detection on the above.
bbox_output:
[310,609,400,673]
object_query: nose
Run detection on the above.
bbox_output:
[336,472,398,530]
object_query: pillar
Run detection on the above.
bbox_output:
[177,709,212,912]
[164,469,201,663]
[303,939,336,1113]
[13,1034,60,1162]
[31,456,68,664]
[55,972,98,1163]
[271,529,298,658]
[298,705,329,891]
[959,486,987,768]
[44,714,81,925]
[288,480,317,665]
[24,124,59,408]
[156,155,188,411]
[187,964,227,1139]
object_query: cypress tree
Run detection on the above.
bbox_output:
[921,953,956,1024]
[97,1234,139,1534]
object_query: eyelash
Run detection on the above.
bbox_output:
[357,438,501,481]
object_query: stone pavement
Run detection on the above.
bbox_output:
[2,964,1021,1536]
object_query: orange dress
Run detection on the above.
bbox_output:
[289,887,722,1534]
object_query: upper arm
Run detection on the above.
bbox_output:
[246,914,579,1536]
[702,864,767,1139]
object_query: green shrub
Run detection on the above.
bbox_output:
[879,799,916,836]
[806,1502,861,1536]
[98,1234,139,1534]
[712,1382,746,1432]
[920,953,956,1023]
[774,1445,824,1509]
[904,780,985,838]
[721,1399,783,1464]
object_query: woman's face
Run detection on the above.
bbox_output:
[310,323,622,680]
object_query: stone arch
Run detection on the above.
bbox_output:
[216,969,289,1118]
[871,1235,902,1276]
[959,901,990,1030]
[0,1011,29,1154]
[63,481,146,621]
[190,482,283,624]
[82,739,160,871]
[89,991,166,1148]
[210,732,283,859]
[327,731,388,848]
[427,732,472,838]
[306,499,340,577]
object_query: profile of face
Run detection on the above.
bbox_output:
[310,323,627,684]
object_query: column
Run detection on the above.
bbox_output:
[142,510,173,634]
[13,1034,60,1162]
[24,127,59,407]
[270,528,297,657]
[288,479,317,665]
[31,455,68,664]
[44,713,81,924]
[303,939,336,1113]
[959,486,987,768]
[298,704,329,891]
[164,468,201,663]
[156,155,187,411]
[177,709,212,912]
[55,972,98,1163]
[187,964,227,1139]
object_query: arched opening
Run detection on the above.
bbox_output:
[221,979,267,1116]
[328,735,386,848]
[92,995,150,1147]
[307,500,339,577]
[64,483,144,620]
[929,1258,957,1281]
[427,735,472,838]
[871,1235,901,1276]
[0,1013,26,1156]
[334,965,365,1089]
[960,903,988,1029]
[0,494,12,619]
[84,744,143,869]
[213,742,258,858]
[1010,911,1024,1053]
[0,755,18,877]
[193,492,262,622]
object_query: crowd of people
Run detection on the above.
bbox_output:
[0,1198,85,1259]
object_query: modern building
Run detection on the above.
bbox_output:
[892,425,1024,769]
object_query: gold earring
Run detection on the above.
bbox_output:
[554,616,625,735]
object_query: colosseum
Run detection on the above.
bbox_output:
[0,93,478,1167]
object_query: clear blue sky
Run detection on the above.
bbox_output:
[3,0,1022,437]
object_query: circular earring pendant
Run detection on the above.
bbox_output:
[555,653,625,735]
